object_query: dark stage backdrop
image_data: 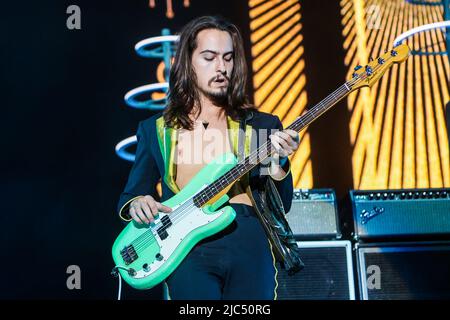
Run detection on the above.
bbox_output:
[0,0,352,299]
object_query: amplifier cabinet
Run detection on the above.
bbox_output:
[350,188,450,240]
[356,241,450,300]
[286,189,341,240]
[276,241,355,300]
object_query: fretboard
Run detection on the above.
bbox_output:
[193,81,353,207]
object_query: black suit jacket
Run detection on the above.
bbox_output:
[117,110,293,221]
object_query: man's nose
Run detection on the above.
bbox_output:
[216,58,227,74]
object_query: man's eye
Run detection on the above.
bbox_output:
[224,54,233,61]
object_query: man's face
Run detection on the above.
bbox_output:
[191,29,234,101]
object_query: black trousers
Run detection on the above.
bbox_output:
[165,203,277,300]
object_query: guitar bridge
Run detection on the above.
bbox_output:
[120,245,138,265]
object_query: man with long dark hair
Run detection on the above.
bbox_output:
[117,16,301,299]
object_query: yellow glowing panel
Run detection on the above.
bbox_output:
[249,0,311,188]
[340,0,450,189]
[253,24,302,71]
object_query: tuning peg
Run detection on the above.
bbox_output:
[354,65,362,71]
[390,50,398,57]
[365,65,373,76]
[378,57,385,65]
[352,72,358,78]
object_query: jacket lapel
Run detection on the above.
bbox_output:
[156,115,252,195]
[156,116,180,194]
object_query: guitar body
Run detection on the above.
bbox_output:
[112,152,238,290]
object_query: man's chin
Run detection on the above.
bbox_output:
[204,89,228,102]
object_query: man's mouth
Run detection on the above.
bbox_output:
[213,77,227,85]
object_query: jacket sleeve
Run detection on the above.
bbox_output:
[268,116,294,213]
[117,120,161,221]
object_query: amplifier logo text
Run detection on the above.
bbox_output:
[367,265,381,290]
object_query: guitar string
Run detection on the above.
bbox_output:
[131,83,354,252]
[130,83,352,251]
[130,71,368,252]
[129,54,395,253]
[189,53,396,209]
[130,72,369,252]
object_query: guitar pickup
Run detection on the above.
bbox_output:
[161,215,172,228]
[157,228,169,240]
[120,245,138,265]
[156,216,172,240]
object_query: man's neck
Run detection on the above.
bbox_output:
[192,94,227,123]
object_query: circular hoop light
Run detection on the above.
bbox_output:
[394,21,450,49]
[117,33,178,162]
[135,35,179,58]
[124,82,169,110]
[115,135,137,162]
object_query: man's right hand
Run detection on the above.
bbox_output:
[129,195,172,224]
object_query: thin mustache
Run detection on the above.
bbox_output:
[208,75,230,85]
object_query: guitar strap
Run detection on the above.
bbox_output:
[241,110,304,275]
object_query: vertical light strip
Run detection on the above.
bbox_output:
[389,62,405,188]
[348,0,370,187]
[388,4,405,188]
[414,3,429,187]
[373,0,397,186]
[421,7,442,187]
[427,4,450,186]
[403,5,415,188]
[248,0,311,188]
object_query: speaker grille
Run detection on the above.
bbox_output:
[286,189,339,238]
[276,241,354,300]
[358,243,450,300]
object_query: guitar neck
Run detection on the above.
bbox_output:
[193,81,352,207]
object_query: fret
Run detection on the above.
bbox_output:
[194,83,353,207]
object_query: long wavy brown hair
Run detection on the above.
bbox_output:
[163,16,256,130]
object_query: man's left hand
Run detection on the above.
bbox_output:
[269,129,300,159]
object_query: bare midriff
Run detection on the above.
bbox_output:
[175,119,252,207]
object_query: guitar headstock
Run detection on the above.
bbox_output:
[348,43,410,91]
